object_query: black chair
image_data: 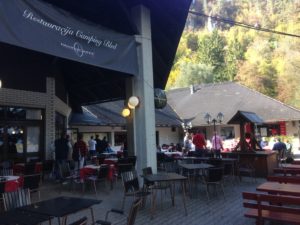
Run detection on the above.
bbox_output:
[202,167,225,200]
[96,198,142,225]
[68,216,88,225]
[2,188,31,211]
[23,173,42,201]
[163,161,179,173]
[127,156,137,167]
[207,158,223,167]
[24,163,36,175]
[237,156,257,182]
[58,162,80,191]
[120,170,150,210]
[118,158,129,164]
[85,165,110,196]
[142,167,171,209]
[117,163,134,178]
[42,160,54,179]
[156,152,165,170]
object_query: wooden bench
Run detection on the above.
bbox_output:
[267,176,300,184]
[242,192,300,225]
[273,168,300,176]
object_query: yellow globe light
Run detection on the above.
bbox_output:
[121,108,131,117]
[128,96,139,109]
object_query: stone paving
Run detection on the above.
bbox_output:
[32,175,266,225]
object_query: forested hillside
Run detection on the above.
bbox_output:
[167,0,300,108]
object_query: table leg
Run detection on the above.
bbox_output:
[171,182,175,206]
[150,189,157,219]
[90,207,95,224]
[181,180,188,216]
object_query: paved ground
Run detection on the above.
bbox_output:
[32,175,266,225]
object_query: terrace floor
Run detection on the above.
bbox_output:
[31,175,267,225]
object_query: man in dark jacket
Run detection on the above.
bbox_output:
[54,133,69,179]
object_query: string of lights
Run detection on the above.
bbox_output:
[188,10,300,38]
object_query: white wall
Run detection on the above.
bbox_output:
[156,127,181,146]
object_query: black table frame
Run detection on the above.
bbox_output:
[19,196,101,225]
[143,173,187,218]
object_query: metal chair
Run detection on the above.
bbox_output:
[24,162,36,175]
[85,165,110,196]
[68,216,88,225]
[142,167,171,209]
[58,162,80,191]
[2,188,31,211]
[237,156,257,182]
[120,170,150,210]
[96,198,142,225]
[0,168,13,176]
[202,167,225,200]
[23,173,42,201]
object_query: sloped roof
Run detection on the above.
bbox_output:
[69,101,182,127]
[228,111,264,124]
[167,82,300,125]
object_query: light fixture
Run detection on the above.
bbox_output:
[121,108,131,117]
[204,113,212,124]
[127,96,139,109]
[0,79,2,88]
[181,121,192,132]
[217,112,224,123]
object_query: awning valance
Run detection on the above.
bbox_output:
[0,0,138,76]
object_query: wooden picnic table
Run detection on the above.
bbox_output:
[257,181,300,196]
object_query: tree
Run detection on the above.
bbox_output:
[173,62,214,88]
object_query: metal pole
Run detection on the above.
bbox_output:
[213,119,217,158]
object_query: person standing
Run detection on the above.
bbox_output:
[99,136,108,154]
[272,137,287,160]
[73,133,88,169]
[54,133,69,180]
[95,134,101,155]
[192,130,207,157]
[211,131,223,158]
[88,136,97,158]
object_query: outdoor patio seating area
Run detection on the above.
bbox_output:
[0,157,272,225]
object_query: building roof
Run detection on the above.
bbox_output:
[69,101,182,127]
[167,82,300,125]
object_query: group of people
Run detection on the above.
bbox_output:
[187,130,224,158]
[53,133,109,179]
[180,130,292,159]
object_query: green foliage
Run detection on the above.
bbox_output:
[173,62,214,88]
[167,0,300,109]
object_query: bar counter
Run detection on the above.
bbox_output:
[221,150,278,178]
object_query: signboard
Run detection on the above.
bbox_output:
[0,0,138,75]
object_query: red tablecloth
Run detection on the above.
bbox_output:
[13,162,43,175]
[4,176,23,192]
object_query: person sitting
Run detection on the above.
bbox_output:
[104,143,114,153]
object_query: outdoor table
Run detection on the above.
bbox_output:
[0,175,23,192]
[281,163,300,169]
[19,196,102,225]
[0,209,50,225]
[179,163,213,196]
[143,172,188,218]
[257,181,300,196]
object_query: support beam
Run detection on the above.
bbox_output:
[126,5,156,174]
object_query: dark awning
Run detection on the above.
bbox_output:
[228,111,264,124]
[0,0,138,76]
[0,0,192,108]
